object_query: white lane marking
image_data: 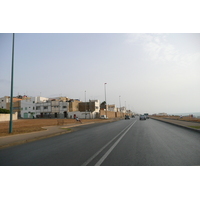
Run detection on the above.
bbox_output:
[82,120,137,166]
[95,120,137,166]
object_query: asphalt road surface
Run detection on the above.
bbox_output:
[1,117,200,166]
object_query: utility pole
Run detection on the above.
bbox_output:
[125,101,126,115]
[104,83,107,118]
[9,33,15,133]
[119,95,121,118]
[85,91,86,119]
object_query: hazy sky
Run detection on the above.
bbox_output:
[0,33,200,114]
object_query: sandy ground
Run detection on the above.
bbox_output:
[153,115,200,122]
[0,118,109,137]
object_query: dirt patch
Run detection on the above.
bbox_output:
[0,118,109,137]
[152,115,200,123]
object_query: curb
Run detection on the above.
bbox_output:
[150,117,200,133]
[0,129,72,149]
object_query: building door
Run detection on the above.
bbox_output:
[24,113,28,118]
[55,113,57,118]
[64,111,67,118]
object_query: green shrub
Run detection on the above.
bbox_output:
[0,108,10,113]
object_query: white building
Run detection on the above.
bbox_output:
[35,99,69,118]
[107,104,117,112]
[119,106,126,113]
[0,96,10,109]
[21,96,49,118]
[69,99,100,119]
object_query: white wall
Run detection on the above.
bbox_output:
[0,112,18,122]
[68,111,97,119]
[36,96,49,102]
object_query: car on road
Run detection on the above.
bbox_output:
[140,115,146,120]
[125,115,130,120]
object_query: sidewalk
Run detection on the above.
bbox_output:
[151,117,200,133]
[0,122,95,149]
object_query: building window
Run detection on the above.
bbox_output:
[44,106,48,109]
[33,107,35,110]
[25,107,27,110]
[36,106,40,110]
[63,106,67,108]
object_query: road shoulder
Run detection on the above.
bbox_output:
[151,117,200,133]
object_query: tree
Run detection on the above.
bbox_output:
[100,101,106,109]
[0,108,10,113]
[101,101,106,105]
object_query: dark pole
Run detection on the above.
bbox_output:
[85,91,86,119]
[119,95,121,118]
[104,83,107,118]
[9,33,15,133]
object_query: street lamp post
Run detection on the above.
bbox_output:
[104,83,107,118]
[85,90,86,119]
[119,95,121,118]
[9,33,15,133]
[125,101,126,115]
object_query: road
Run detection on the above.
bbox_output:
[1,117,200,166]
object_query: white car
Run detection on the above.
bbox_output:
[100,115,108,119]
[140,115,146,120]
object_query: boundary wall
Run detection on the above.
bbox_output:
[100,110,126,118]
[0,112,18,122]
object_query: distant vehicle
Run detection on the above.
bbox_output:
[140,115,146,120]
[125,115,130,120]
[100,115,108,119]
[132,115,135,118]
[144,113,149,119]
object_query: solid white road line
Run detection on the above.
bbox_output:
[95,120,137,166]
[81,120,137,166]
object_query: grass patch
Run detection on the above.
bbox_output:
[188,126,200,129]
[60,128,72,131]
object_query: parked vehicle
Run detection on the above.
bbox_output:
[144,113,149,119]
[100,115,108,119]
[125,115,130,120]
[140,115,146,120]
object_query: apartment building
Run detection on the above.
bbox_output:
[77,100,100,119]
[0,96,10,109]
[1,95,126,119]
[21,96,49,118]
[35,97,69,118]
